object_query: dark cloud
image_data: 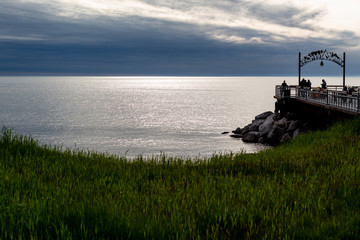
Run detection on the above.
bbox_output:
[0,33,298,76]
[0,0,359,76]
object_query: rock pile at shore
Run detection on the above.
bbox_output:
[230,111,313,145]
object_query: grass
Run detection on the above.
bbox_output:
[1,118,360,239]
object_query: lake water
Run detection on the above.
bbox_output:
[0,76,356,158]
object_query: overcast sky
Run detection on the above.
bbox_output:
[1,0,360,76]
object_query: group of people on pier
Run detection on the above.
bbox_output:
[299,78,313,89]
[280,78,360,101]
[299,78,327,90]
[343,85,357,95]
[281,79,327,90]
[280,78,328,98]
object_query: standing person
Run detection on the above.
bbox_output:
[307,80,312,88]
[321,79,327,89]
[300,78,306,88]
[281,80,288,97]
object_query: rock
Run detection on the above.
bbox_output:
[221,131,230,134]
[284,112,297,120]
[285,121,291,130]
[273,113,282,121]
[242,131,259,143]
[258,137,267,143]
[293,129,301,138]
[240,124,251,135]
[255,111,273,120]
[267,125,285,143]
[231,110,317,145]
[287,120,300,132]
[231,111,314,145]
[274,117,287,128]
[232,127,242,134]
[301,121,311,132]
[259,114,275,137]
[249,119,266,131]
[281,133,292,143]
[230,134,243,138]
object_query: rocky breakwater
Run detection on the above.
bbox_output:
[231,111,312,145]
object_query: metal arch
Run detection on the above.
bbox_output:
[300,50,344,67]
[298,50,346,87]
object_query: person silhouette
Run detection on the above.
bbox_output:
[321,79,327,89]
[281,80,288,97]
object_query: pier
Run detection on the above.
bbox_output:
[274,85,360,118]
[274,50,359,120]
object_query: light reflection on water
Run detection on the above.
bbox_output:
[2,76,352,158]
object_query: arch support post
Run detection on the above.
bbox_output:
[298,52,301,85]
[343,52,346,88]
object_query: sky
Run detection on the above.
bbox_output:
[1,0,360,76]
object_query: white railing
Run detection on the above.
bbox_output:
[275,85,298,98]
[275,85,360,113]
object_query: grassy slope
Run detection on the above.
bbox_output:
[0,119,360,239]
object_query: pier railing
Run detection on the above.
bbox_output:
[275,85,360,113]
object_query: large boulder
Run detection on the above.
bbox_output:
[255,111,273,120]
[258,137,267,143]
[242,131,259,143]
[232,123,252,137]
[240,124,251,135]
[281,133,292,143]
[259,114,275,137]
[232,127,242,134]
[273,113,282,121]
[274,117,287,128]
[267,125,285,144]
[292,129,301,138]
[287,120,301,132]
[249,119,266,131]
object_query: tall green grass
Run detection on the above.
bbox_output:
[1,119,360,239]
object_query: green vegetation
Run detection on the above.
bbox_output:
[1,119,360,239]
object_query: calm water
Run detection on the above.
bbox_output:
[0,76,355,158]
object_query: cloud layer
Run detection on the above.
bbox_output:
[1,0,359,75]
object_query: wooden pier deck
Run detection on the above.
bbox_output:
[274,85,360,118]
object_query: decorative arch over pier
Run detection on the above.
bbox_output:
[298,50,346,87]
